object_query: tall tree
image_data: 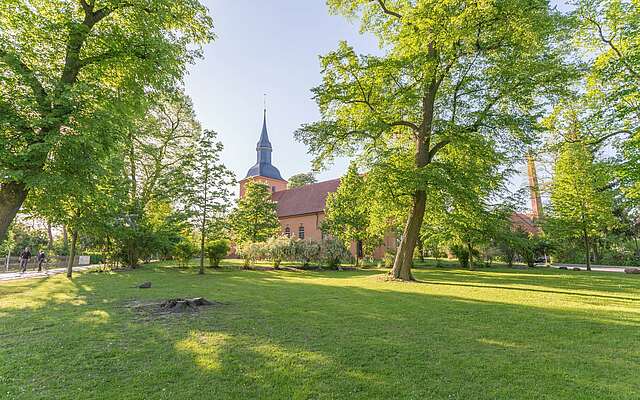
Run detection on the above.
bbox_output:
[548,136,615,270]
[574,1,639,204]
[182,130,235,275]
[0,0,213,241]
[323,163,378,262]
[229,182,280,244]
[297,0,571,279]
[287,173,318,189]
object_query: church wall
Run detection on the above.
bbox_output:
[239,176,288,197]
[279,213,325,242]
[279,212,396,260]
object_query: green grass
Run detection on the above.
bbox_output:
[1,263,639,399]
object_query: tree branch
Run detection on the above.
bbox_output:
[428,139,450,161]
[586,16,639,80]
[0,48,50,113]
[371,0,402,19]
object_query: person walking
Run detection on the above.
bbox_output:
[36,250,46,272]
[19,247,31,273]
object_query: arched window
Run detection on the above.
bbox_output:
[272,186,276,193]
[284,227,291,238]
[298,225,305,239]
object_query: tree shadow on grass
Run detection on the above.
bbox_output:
[1,267,639,399]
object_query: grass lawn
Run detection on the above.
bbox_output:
[1,263,639,399]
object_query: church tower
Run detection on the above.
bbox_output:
[239,109,288,197]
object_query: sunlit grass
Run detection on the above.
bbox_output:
[1,263,638,399]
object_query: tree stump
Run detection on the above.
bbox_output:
[159,297,215,312]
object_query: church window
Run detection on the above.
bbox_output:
[284,227,290,238]
[272,186,276,193]
[298,226,305,239]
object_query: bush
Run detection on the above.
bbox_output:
[294,240,321,267]
[320,237,350,269]
[450,244,470,268]
[174,240,197,267]
[206,239,230,268]
[236,242,267,268]
[384,250,395,268]
[265,236,294,268]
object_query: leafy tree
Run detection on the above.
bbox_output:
[0,0,213,241]
[182,130,234,275]
[297,0,572,280]
[548,138,616,270]
[323,163,379,264]
[573,1,639,224]
[27,150,127,277]
[229,181,280,244]
[125,92,201,210]
[205,239,230,268]
[287,173,317,189]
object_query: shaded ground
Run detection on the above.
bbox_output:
[1,264,639,399]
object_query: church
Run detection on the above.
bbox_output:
[239,111,539,258]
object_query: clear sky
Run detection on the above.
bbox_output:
[184,0,570,206]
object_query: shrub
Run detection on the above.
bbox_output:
[174,240,197,267]
[236,242,267,268]
[294,240,321,267]
[383,250,395,268]
[450,244,469,268]
[265,236,294,268]
[320,237,350,269]
[206,239,230,268]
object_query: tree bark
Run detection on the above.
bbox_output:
[62,225,69,250]
[467,241,474,270]
[199,159,208,275]
[0,182,28,243]
[46,221,54,251]
[390,190,426,280]
[417,238,425,262]
[66,230,78,278]
[582,227,591,271]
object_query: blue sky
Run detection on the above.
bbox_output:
[184,0,570,206]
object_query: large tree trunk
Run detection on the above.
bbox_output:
[0,182,28,243]
[390,190,427,280]
[467,241,474,270]
[66,230,78,278]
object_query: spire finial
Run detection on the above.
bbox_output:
[263,93,267,115]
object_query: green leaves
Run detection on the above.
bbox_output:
[229,182,280,244]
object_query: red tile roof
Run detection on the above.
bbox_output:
[271,178,340,217]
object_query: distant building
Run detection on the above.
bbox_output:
[239,110,541,258]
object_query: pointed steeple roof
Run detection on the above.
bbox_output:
[244,108,284,181]
[257,109,272,149]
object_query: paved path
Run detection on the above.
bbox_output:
[548,263,631,273]
[0,265,95,282]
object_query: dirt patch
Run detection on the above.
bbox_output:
[126,297,224,320]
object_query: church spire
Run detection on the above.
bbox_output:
[257,108,271,151]
[244,107,284,181]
